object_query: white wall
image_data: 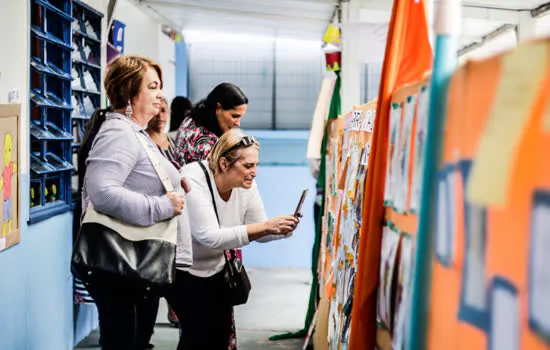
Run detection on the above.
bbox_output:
[0,0,29,174]
[83,0,176,104]
[112,0,161,61]
[158,31,176,103]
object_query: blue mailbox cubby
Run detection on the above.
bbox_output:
[29,0,103,224]
[71,0,103,208]
[30,0,75,223]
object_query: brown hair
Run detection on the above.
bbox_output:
[207,128,260,175]
[104,55,163,109]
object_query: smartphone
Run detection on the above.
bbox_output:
[294,189,308,217]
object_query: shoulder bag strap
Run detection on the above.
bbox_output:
[198,161,220,226]
[135,132,175,192]
[197,161,234,264]
[117,116,175,193]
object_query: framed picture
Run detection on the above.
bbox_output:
[0,105,21,252]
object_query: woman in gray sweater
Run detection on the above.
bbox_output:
[82,55,190,350]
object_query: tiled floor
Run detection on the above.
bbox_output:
[75,267,311,350]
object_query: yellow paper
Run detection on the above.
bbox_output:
[323,24,340,45]
[468,41,548,206]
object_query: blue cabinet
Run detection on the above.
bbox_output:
[29,0,103,224]
[70,0,103,210]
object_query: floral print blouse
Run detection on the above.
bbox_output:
[174,117,218,167]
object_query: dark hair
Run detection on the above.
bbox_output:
[78,107,111,189]
[169,96,192,132]
[187,83,248,137]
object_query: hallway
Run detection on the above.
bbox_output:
[74,267,310,350]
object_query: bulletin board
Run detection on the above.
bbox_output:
[0,105,21,252]
[376,77,430,350]
[427,38,550,350]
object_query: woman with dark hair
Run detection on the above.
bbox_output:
[168,96,193,137]
[174,82,248,167]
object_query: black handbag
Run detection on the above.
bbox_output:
[198,161,252,306]
[71,125,179,292]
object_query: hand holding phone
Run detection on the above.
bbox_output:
[294,189,308,217]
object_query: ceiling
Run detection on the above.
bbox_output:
[141,0,336,41]
[141,0,550,56]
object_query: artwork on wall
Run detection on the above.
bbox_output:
[0,105,21,252]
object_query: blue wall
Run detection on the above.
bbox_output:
[175,41,189,97]
[243,131,316,268]
[0,174,75,350]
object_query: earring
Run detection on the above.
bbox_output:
[125,100,133,118]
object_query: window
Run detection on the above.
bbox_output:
[188,39,323,130]
[360,62,382,103]
[29,0,102,224]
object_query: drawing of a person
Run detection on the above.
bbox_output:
[1,134,17,236]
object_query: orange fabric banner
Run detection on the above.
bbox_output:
[349,0,432,348]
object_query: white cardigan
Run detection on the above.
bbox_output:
[178,160,289,277]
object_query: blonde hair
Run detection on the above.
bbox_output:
[207,128,260,174]
[105,55,163,109]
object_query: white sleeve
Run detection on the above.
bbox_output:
[245,181,292,243]
[176,197,193,268]
[185,171,250,250]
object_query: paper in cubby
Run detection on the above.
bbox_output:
[84,19,98,40]
[83,69,99,92]
[72,95,87,118]
[72,37,79,52]
[72,122,78,143]
[82,96,95,117]
[72,67,82,89]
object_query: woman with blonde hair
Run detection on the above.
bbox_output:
[76,55,191,350]
[166,128,301,349]
[173,82,248,348]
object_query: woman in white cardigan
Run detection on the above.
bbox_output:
[166,128,300,349]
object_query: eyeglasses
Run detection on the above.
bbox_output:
[222,135,257,156]
[239,136,256,146]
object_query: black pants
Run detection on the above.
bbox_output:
[86,279,160,350]
[165,269,233,350]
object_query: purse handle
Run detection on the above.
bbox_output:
[198,161,235,263]
[117,115,175,193]
[135,132,174,192]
